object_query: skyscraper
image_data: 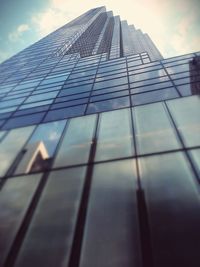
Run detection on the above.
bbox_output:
[0,6,200,267]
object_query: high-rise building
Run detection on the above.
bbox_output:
[0,6,200,267]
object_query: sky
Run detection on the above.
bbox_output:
[0,0,199,63]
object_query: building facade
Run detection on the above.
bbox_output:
[0,6,200,267]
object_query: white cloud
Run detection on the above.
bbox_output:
[8,24,30,42]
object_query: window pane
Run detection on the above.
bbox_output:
[132,103,181,154]
[28,120,66,156]
[167,96,200,147]
[54,115,97,167]
[80,160,141,267]
[139,152,200,267]
[0,174,41,266]
[14,167,86,267]
[95,109,134,161]
[131,88,178,106]
[0,126,35,177]
[189,149,200,179]
[87,96,130,114]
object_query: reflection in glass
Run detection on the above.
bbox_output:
[0,174,41,266]
[131,88,178,106]
[87,96,130,114]
[189,149,200,179]
[54,115,97,167]
[139,152,200,267]
[132,103,181,154]
[80,160,142,267]
[0,126,35,177]
[167,96,200,147]
[28,120,66,156]
[14,167,86,267]
[95,109,134,161]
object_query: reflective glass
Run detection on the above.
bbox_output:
[132,103,181,154]
[139,152,200,267]
[59,84,92,97]
[0,126,35,177]
[95,109,134,161]
[129,69,167,83]
[189,149,200,179]
[25,91,59,103]
[167,96,200,147]
[80,160,142,267]
[93,77,128,90]
[3,113,45,129]
[19,100,53,110]
[54,115,97,167]
[0,174,41,267]
[0,98,25,108]
[28,120,66,156]
[166,64,189,74]
[87,96,130,114]
[14,167,86,267]
[131,88,178,106]
[44,105,86,122]
[90,90,129,102]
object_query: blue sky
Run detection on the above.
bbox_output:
[0,0,199,63]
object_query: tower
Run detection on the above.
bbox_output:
[0,6,200,267]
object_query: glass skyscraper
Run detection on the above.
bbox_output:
[0,6,200,267]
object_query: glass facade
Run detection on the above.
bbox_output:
[0,6,199,267]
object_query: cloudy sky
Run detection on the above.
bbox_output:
[0,0,199,63]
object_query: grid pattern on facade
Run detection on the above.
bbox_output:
[0,6,200,267]
[0,52,199,130]
[97,17,114,54]
[65,13,107,57]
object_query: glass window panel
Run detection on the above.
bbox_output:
[55,92,90,103]
[59,84,92,97]
[14,167,86,267]
[139,152,200,267]
[93,77,128,90]
[98,63,126,73]
[0,130,6,141]
[132,103,181,154]
[0,98,25,108]
[130,81,174,93]
[51,98,88,110]
[14,105,49,117]
[19,100,53,110]
[0,174,41,267]
[64,79,94,88]
[95,72,127,82]
[166,64,189,74]
[87,96,130,114]
[54,115,97,167]
[167,96,200,147]
[44,105,86,122]
[0,106,16,113]
[95,109,134,161]
[0,126,35,177]
[131,88,179,106]
[189,149,200,179]
[129,69,167,83]
[90,90,129,102]
[25,91,58,103]
[92,84,129,96]
[3,113,45,130]
[127,59,142,67]
[177,84,192,96]
[173,77,190,85]
[132,76,170,87]
[28,120,66,156]
[80,160,142,267]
